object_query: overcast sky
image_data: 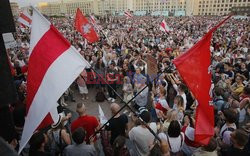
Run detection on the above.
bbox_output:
[10,0,58,7]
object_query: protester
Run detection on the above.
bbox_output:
[63,127,97,156]
[5,13,250,156]
[71,103,99,144]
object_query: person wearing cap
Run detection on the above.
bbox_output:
[128,109,157,156]
[47,113,72,156]
[71,103,99,144]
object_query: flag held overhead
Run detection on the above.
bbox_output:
[75,8,99,43]
[19,7,89,153]
[173,15,231,145]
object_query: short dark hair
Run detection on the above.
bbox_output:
[203,137,217,152]
[178,83,186,92]
[223,108,237,124]
[168,120,181,137]
[139,111,151,123]
[29,131,45,155]
[233,129,248,147]
[72,127,86,144]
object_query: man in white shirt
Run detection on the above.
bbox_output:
[129,109,157,156]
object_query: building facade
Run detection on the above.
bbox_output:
[38,0,250,16]
[10,2,19,16]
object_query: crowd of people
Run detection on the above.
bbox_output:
[3,13,250,156]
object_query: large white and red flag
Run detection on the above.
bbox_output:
[124,11,133,18]
[160,20,171,33]
[18,9,32,28]
[75,8,99,43]
[173,15,231,145]
[19,7,89,153]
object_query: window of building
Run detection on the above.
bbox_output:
[239,0,241,2]
[206,5,208,7]
[230,0,233,2]
[220,8,223,11]
[214,4,216,7]
[221,4,224,7]
[234,0,237,2]
[217,4,220,7]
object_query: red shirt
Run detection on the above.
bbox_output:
[71,115,99,143]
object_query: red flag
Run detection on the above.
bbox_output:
[173,16,231,145]
[75,8,99,43]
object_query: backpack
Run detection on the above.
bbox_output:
[49,129,67,156]
[96,90,106,102]
[221,127,235,139]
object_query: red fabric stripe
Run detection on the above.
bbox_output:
[20,13,32,24]
[26,25,70,113]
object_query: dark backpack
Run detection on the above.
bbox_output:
[96,91,106,102]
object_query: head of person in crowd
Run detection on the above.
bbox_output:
[230,129,248,149]
[222,108,238,124]
[168,120,181,138]
[72,127,86,145]
[178,83,186,94]
[135,67,141,75]
[139,108,151,124]
[174,95,184,109]
[110,103,120,116]
[201,137,217,152]
[29,131,48,156]
[109,61,116,69]
[235,74,244,85]
[76,103,86,116]
[112,136,127,156]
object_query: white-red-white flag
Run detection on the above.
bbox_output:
[124,11,133,18]
[18,7,89,153]
[160,20,171,33]
[18,9,32,28]
[89,15,96,25]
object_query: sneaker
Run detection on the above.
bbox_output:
[108,97,112,101]
[111,98,115,102]
[82,97,85,100]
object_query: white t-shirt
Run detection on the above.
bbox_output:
[158,132,185,153]
[173,84,187,110]
[129,123,157,156]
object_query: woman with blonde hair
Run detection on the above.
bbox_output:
[162,109,178,132]
[173,95,185,122]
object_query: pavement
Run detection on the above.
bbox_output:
[63,85,132,156]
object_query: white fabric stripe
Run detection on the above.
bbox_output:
[18,18,30,27]
[19,46,87,153]
[29,7,50,55]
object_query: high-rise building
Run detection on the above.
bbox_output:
[37,0,250,16]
